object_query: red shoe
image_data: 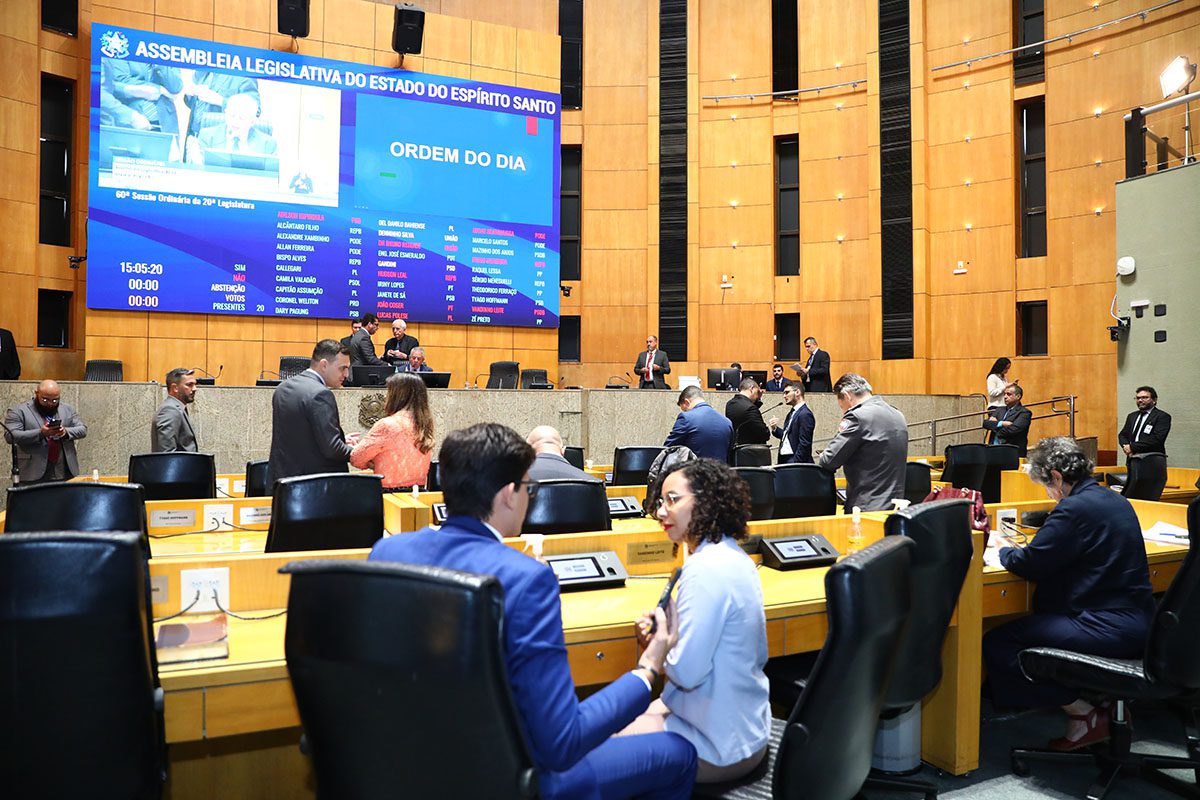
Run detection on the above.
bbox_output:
[1048,706,1110,752]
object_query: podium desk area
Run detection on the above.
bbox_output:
[999,466,1200,504]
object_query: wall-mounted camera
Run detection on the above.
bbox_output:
[1107,316,1130,342]
[560,284,572,297]
[67,255,87,270]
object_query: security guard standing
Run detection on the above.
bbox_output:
[817,373,908,512]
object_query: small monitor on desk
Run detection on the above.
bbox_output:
[544,551,628,591]
[255,379,281,387]
[742,369,767,387]
[707,368,740,390]
[352,365,397,387]
[760,534,840,570]
[416,371,451,389]
[606,496,644,518]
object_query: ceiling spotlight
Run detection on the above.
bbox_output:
[1160,56,1198,99]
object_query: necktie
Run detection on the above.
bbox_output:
[644,351,653,382]
[1134,412,1148,442]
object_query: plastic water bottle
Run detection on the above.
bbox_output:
[847,506,863,555]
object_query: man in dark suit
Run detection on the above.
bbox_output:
[348,313,386,367]
[634,335,671,389]
[382,319,419,366]
[0,327,20,380]
[982,383,1033,456]
[397,347,433,373]
[152,368,199,452]
[1118,385,1171,461]
[268,340,353,483]
[527,425,599,483]
[663,386,734,461]
[769,383,815,463]
[763,363,792,393]
[4,379,87,484]
[370,423,696,799]
[792,337,832,393]
[725,378,770,447]
[339,317,361,351]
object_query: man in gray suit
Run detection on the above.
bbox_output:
[152,368,200,452]
[349,313,386,368]
[268,339,353,483]
[4,379,87,484]
[818,373,908,512]
[526,425,598,483]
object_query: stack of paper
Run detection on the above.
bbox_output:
[1143,521,1190,547]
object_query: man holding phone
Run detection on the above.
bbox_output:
[3,379,87,484]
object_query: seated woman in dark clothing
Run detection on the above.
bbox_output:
[982,437,1156,751]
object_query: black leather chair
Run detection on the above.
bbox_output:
[279,356,309,379]
[424,460,440,491]
[612,446,664,486]
[522,478,612,535]
[734,466,776,521]
[696,536,916,800]
[904,461,934,505]
[770,463,837,519]
[128,452,217,500]
[1124,452,1168,501]
[486,361,520,389]
[5,481,149,554]
[265,473,384,553]
[84,358,124,381]
[245,459,271,497]
[941,443,988,492]
[0,532,165,798]
[862,499,975,798]
[520,368,550,388]
[981,444,1021,503]
[563,446,586,470]
[1010,495,1200,799]
[732,444,772,467]
[282,559,537,799]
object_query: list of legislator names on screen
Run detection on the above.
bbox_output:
[87,24,561,329]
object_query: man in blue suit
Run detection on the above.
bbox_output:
[769,383,815,464]
[371,423,697,799]
[663,386,734,461]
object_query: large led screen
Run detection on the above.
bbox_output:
[87,25,561,328]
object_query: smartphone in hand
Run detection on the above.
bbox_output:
[648,567,682,635]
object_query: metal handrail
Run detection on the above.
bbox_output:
[931,0,1188,73]
[812,395,1077,450]
[702,77,865,103]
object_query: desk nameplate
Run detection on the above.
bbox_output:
[626,540,673,565]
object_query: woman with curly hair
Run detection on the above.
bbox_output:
[621,458,770,783]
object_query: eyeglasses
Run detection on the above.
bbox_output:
[515,480,540,498]
[653,491,693,512]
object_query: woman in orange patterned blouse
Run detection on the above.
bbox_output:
[350,372,434,490]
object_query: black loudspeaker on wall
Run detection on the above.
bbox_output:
[392,5,425,55]
[278,0,310,38]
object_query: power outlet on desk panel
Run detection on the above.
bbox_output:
[180,567,230,613]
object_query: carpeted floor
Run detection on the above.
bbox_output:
[868,700,1198,799]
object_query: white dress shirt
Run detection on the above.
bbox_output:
[663,536,770,766]
[986,373,1007,408]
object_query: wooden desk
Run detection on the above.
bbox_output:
[395,485,652,531]
[1000,467,1199,504]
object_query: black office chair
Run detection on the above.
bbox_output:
[696,536,916,800]
[424,460,440,491]
[862,499,975,798]
[0,532,165,798]
[941,443,988,492]
[84,358,124,382]
[734,467,776,521]
[1124,452,1168,501]
[519,368,550,388]
[904,461,933,505]
[563,446,586,470]
[732,444,772,467]
[245,459,271,497]
[981,444,1021,503]
[612,446,665,486]
[282,559,537,799]
[265,473,384,553]
[1010,495,1200,799]
[5,482,149,554]
[522,478,612,535]
[279,356,309,379]
[486,361,520,389]
[128,452,217,500]
[770,463,837,519]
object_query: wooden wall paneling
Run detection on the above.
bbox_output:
[418,322,468,350]
[85,335,150,380]
[796,241,873,302]
[1016,256,1049,293]
[798,197,871,243]
[583,86,650,127]
[466,347,519,386]
[439,1,557,35]
[512,327,557,350]
[798,103,868,161]
[869,357,930,395]
[1046,162,1120,221]
[698,205,771,249]
[153,0,215,25]
[696,163,772,210]
[0,95,36,155]
[0,273,37,346]
[1046,214,1116,288]
[923,0,1011,50]
[926,80,1012,146]
[87,309,149,338]
[796,299,873,362]
[696,246,773,306]
[213,0,270,32]
[1049,282,1121,357]
[516,28,561,79]
[0,148,36,203]
[582,168,649,210]
[152,16,216,40]
[207,315,264,342]
[927,226,1016,295]
[262,318,318,344]
[470,19,517,71]
[581,209,649,250]
[147,337,211,383]
[583,0,649,88]
[206,338,263,386]
[928,291,1016,361]
[0,199,37,272]
[586,124,650,171]
[799,155,869,202]
[927,358,1005,398]
[696,0,770,85]
[927,181,1013,234]
[261,340,314,373]
[695,303,773,365]
[927,135,1013,189]
[798,0,868,68]
[580,304,647,365]
[698,114,773,168]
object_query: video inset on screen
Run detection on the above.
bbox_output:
[98,58,340,206]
